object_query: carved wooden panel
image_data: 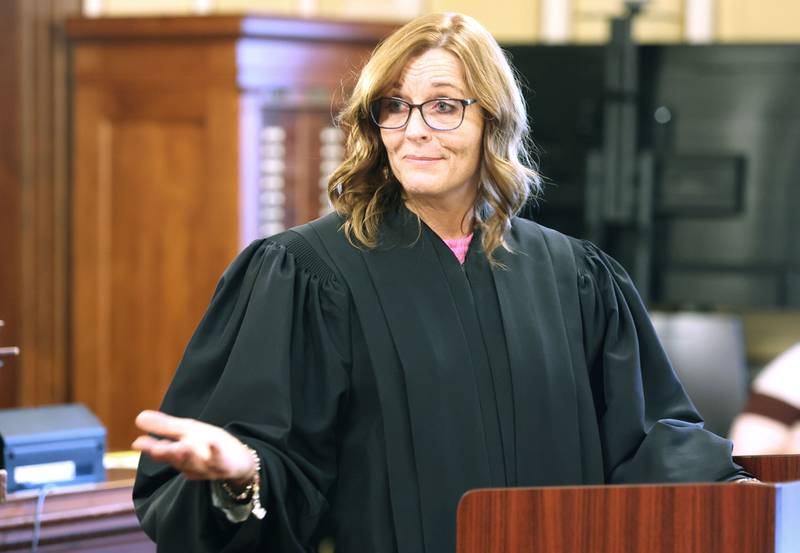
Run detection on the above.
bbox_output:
[72,73,240,449]
[68,15,396,449]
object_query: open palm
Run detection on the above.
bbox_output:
[132,410,256,485]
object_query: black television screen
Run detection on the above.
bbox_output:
[504,43,800,308]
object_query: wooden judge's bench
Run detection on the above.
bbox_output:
[1,456,798,552]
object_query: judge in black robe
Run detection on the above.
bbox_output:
[134,207,747,552]
[132,12,747,553]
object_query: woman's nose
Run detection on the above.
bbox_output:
[404,106,430,140]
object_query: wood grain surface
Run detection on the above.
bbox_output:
[457,482,791,553]
[734,454,800,483]
[0,470,153,552]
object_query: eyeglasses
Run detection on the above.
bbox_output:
[369,97,478,131]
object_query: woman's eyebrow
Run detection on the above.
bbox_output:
[388,80,466,97]
[430,81,465,95]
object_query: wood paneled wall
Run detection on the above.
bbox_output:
[67,15,395,449]
[0,0,81,409]
[70,35,241,447]
[0,1,23,408]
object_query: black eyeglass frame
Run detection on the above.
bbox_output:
[369,97,479,131]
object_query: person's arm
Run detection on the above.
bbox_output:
[133,237,351,552]
[210,478,261,523]
[133,411,264,522]
[576,240,749,483]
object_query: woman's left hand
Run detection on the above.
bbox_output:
[132,410,256,485]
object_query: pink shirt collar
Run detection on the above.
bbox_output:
[442,233,474,264]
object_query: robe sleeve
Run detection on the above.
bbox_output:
[133,237,351,552]
[575,240,748,483]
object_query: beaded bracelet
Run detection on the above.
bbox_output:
[220,445,267,519]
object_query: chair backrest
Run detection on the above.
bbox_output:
[649,312,748,437]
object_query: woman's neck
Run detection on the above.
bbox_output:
[404,197,474,241]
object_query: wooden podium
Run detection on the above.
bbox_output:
[457,455,800,553]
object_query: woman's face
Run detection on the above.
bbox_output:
[380,48,484,210]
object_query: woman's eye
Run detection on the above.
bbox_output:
[432,100,457,113]
[385,100,407,113]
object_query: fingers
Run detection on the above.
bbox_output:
[132,410,256,481]
[135,410,192,440]
[133,435,215,475]
[131,434,162,452]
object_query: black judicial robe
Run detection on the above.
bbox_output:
[133,206,746,553]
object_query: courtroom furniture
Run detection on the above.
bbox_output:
[66,15,396,450]
[735,454,800,483]
[457,481,799,553]
[457,454,800,553]
[0,469,152,552]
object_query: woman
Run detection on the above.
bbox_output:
[133,12,748,553]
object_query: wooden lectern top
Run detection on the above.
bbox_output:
[457,455,800,553]
[458,481,799,553]
[735,454,800,484]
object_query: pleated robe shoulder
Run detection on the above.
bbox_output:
[133,207,745,553]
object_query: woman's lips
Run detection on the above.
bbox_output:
[404,156,443,163]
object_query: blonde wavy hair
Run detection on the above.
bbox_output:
[328,12,540,263]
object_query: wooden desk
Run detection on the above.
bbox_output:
[0,469,153,552]
[734,454,800,482]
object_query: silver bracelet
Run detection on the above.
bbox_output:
[219,446,267,519]
[734,476,761,484]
